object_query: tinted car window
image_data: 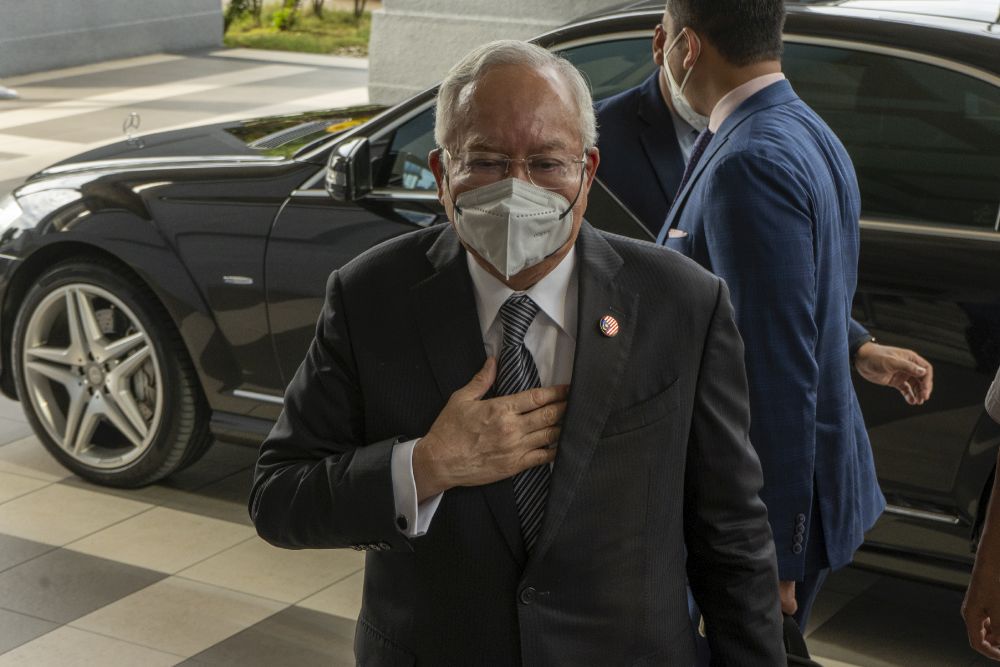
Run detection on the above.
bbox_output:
[557,38,656,101]
[382,107,438,191]
[785,42,1000,230]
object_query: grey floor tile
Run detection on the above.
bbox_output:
[0,608,58,654]
[0,397,28,423]
[0,534,54,573]
[180,607,356,667]
[162,440,257,492]
[807,575,976,666]
[0,547,164,624]
[0,419,36,445]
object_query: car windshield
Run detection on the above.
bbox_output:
[225,106,384,158]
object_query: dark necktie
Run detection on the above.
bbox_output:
[676,129,715,197]
[495,294,549,552]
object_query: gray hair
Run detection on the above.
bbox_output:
[434,39,597,152]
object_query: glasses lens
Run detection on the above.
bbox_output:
[527,155,582,190]
[452,152,506,186]
[450,152,584,189]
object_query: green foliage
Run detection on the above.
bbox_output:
[224,0,264,31]
[272,0,302,30]
[224,5,371,56]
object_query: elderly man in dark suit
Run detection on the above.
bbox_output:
[250,38,784,665]
[654,0,934,630]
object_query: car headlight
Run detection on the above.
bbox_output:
[0,193,22,230]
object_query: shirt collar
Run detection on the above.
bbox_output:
[708,72,785,133]
[466,247,577,339]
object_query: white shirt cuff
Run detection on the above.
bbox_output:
[390,438,443,537]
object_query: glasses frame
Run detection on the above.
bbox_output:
[444,149,589,191]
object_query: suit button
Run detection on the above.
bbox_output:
[519,586,536,605]
[795,513,806,525]
[377,542,390,551]
[792,544,803,554]
[794,525,805,536]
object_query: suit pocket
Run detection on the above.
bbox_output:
[354,615,415,667]
[664,233,691,257]
[601,378,680,438]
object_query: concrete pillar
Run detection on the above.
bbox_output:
[368,0,621,104]
[0,0,222,77]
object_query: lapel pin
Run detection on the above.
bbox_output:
[599,315,620,338]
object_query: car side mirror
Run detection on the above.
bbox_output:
[325,137,372,201]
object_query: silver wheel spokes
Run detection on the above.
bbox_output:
[23,285,162,469]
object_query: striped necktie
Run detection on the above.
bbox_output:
[495,294,549,552]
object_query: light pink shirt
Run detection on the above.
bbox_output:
[708,72,786,133]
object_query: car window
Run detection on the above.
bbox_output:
[557,38,656,102]
[379,107,438,191]
[784,42,1000,230]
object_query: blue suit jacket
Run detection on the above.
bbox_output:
[659,80,885,579]
[596,72,685,238]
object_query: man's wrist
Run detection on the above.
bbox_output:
[851,335,878,362]
[412,436,447,502]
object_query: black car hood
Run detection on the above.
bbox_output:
[42,104,386,173]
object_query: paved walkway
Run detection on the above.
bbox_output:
[0,48,368,196]
[0,48,987,666]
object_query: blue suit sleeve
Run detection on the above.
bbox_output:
[848,318,872,357]
[700,152,818,580]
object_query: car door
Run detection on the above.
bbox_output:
[262,104,445,415]
[784,38,1000,566]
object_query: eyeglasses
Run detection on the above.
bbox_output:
[446,151,587,190]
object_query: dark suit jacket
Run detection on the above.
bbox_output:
[596,71,685,238]
[250,222,784,665]
[660,79,886,580]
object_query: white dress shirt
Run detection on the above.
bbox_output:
[390,247,579,537]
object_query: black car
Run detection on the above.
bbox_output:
[0,0,997,584]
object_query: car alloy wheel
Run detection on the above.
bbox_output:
[13,260,211,487]
[21,283,163,468]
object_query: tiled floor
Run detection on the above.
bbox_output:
[0,407,365,666]
[0,393,987,666]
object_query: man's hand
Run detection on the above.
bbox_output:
[962,565,1000,660]
[779,580,798,617]
[412,358,567,502]
[854,342,933,405]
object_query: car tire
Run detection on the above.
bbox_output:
[12,259,211,487]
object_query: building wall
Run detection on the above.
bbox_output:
[0,0,222,77]
[368,0,621,104]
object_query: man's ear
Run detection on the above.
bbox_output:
[682,28,702,69]
[584,147,600,189]
[429,148,447,203]
[652,24,666,67]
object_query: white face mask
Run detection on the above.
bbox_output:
[663,29,709,132]
[451,178,577,279]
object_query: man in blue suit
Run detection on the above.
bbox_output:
[653,0,933,629]
[595,71,694,238]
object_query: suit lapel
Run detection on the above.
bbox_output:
[663,79,799,233]
[525,224,637,571]
[414,228,526,567]
[637,73,685,209]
